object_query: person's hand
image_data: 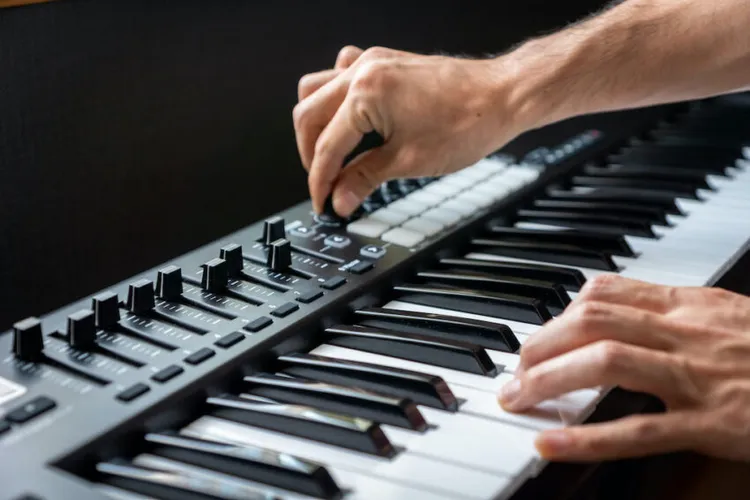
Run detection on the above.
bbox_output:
[293,45,528,217]
[498,274,750,463]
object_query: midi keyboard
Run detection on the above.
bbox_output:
[2,94,750,500]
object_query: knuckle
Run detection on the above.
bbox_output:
[292,101,310,127]
[297,74,316,96]
[593,340,627,373]
[338,45,361,61]
[353,60,388,92]
[572,301,609,333]
[314,137,332,159]
[579,274,620,300]
[361,45,390,60]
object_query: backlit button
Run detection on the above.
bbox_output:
[439,199,477,217]
[320,276,347,290]
[290,226,314,238]
[381,227,426,247]
[244,316,273,332]
[422,207,463,226]
[404,190,445,207]
[151,365,184,383]
[388,198,428,216]
[271,302,300,318]
[402,217,445,236]
[117,383,150,403]
[4,396,56,424]
[360,244,387,259]
[184,348,215,365]
[346,218,390,238]
[368,207,411,226]
[215,331,246,348]
[324,235,351,248]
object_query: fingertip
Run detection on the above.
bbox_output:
[332,187,361,218]
[535,429,573,459]
[498,377,522,411]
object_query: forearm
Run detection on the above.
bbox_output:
[498,0,750,130]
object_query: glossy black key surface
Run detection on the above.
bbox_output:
[483,224,636,257]
[570,176,700,199]
[324,324,498,376]
[393,282,553,325]
[355,306,520,353]
[415,270,570,315]
[145,432,341,499]
[277,352,458,411]
[531,199,670,226]
[578,166,713,190]
[544,187,684,215]
[96,459,282,500]
[243,373,426,431]
[611,144,743,170]
[207,394,395,456]
[439,257,587,292]
[470,238,619,272]
[515,209,656,238]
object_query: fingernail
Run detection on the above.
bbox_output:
[499,378,521,409]
[535,430,572,457]
[333,189,360,217]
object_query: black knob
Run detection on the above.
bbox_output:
[12,317,44,361]
[127,279,155,314]
[220,244,244,276]
[267,238,292,272]
[68,309,97,351]
[92,291,121,329]
[201,258,227,293]
[157,265,183,300]
[262,216,286,245]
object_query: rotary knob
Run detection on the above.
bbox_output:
[267,238,292,272]
[261,216,286,245]
[68,309,97,351]
[127,279,155,314]
[92,291,121,328]
[12,317,44,361]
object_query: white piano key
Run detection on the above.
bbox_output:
[183,416,510,500]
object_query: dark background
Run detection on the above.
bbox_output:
[0,0,610,329]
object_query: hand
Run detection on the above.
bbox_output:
[498,274,750,463]
[293,45,527,216]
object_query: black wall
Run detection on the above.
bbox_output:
[0,0,609,329]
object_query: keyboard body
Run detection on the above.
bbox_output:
[2,95,750,500]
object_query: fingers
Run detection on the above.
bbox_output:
[307,89,379,213]
[501,340,690,412]
[517,300,679,374]
[298,69,341,101]
[331,145,399,216]
[336,45,364,69]
[534,411,701,461]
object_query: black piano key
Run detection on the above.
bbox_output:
[651,130,750,150]
[144,432,341,499]
[483,224,636,257]
[610,144,743,171]
[242,373,427,431]
[515,209,656,238]
[207,394,395,457]
[96,459,281,500]
[531,199,670,226]
[570,176,700,199]
[544,187,684,215]
[578,166,713,190]
[393,282,553,325]
[354,306,520,353]
[276,352,458,411]
[439,257,587,292]
[324,324,498,376]
[415,270,570,315]
[470,238,619,272]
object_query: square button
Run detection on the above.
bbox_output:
[271,302,299,318]
[184,348,215,365]
[215,331,246,348]
[151,364,184,383]
[244,316,273,332]
[117,383,150,403]
[5,396,56,424]
[320,276,346,290]
[296,290,323,304]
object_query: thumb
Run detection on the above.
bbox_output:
[332,146,396,217]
